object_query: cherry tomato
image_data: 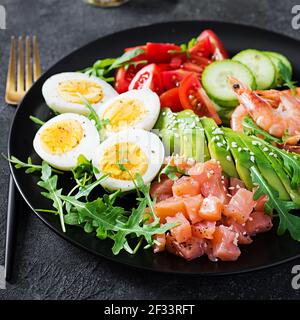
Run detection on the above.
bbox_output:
[197,29,228,60]
[129,63,163,94]
[182,62,204,74]
[114,66,138,93]
[124,45,147,62]
[178,73,222,124]
[161,69,192,90]
[159,88,183,112]
[188,36,212,58]
[145,42,181,63]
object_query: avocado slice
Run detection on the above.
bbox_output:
[201,117,238,178]
[176,110,209,162]
[154,108,177,157]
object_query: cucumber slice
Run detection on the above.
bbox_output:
[263,51,292,86]
[202,60,256,108]
[232,49,275,90]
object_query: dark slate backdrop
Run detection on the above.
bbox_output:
[1,0,300,299]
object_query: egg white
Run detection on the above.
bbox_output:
[93,128,165,191]
[42,72,118,115]
[98,89,160,136]
[33,113,100,171]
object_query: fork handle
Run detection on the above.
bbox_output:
[4,175,20,281]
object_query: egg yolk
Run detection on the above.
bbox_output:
[103,98,147,132]
[99,142,148,180]
[40,120,84,154]
[58,80,103,104]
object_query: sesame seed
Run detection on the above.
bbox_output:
[226,155,231,161]
[263,147,269,152]
[238,147,242,152]
[228,186,235,190]
[250,155,255,162]
[216,142,223,148]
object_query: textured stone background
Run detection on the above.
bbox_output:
[1,0,300,300]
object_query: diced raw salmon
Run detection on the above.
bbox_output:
[246,211,273,236]
[172,176,201,197]
[153,234,166,253]
[198,196,223,221]
[182,194,203,224]
[154,197,187,222]
[254,194,269,212]
[166,212,192,243]
[192,221,216,239]
[165,234,206,260]
[164,156,196,174]
[188,159,230,204]
[229,177,246,196]
[224,218,252,245]
[211,225,241,261]
[150,177,174,202]
[223,188,255,224]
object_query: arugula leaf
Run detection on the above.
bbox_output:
[37,162,66,232]
[29,115,45,125]
[108,48,145,71]
[158,161,185,182]
[277,60,297,94]
[242,116,282,144]
[168,37,197,55]
[250,166,300,240]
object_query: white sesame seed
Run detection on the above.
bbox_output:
[250,155,255,162]
[226,155,231,161]
[263,147,269,152]
[228,186,235,190]
[216,142,223,148]
[238,147,242,152]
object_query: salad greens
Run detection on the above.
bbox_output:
[81,48,147,83]
[9,154,176,255]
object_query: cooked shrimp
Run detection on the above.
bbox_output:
[230,104,247,132]
[255,88,300,108]
[228,77,287,137]
[279,93,300,136]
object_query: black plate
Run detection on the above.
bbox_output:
[8,21,300,275]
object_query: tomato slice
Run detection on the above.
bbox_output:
[197,29,228,61]
[124,45,147,62]
[182,62,204,74]
[159,88,183,112]
[188,36,212,58]
[128,63,163,94]
[161,69,192,90]
[145,42,181,63]
[114,66,138,93]
[178,73,222,124]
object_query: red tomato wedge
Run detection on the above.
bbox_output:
[129,63,163,94]
[161,69,192,90]
[114,66,137,94]
[197,29,229,60]
[188,36,212,58]
[159,88,183,112]
[178,73,222,124]
[124,45,147,61]
[145,42,181,63]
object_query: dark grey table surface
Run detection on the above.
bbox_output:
[1,0,300,300]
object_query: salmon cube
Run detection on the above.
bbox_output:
[150,177,174,202]
[172,176,201,197]
[192,221,216,239]
[211,225,241,261]
[229,177,246,196]
[166,213,192,243]
[254,194,269,212]
[199,196,223,221]
[223,188,255,224]
[154,197,187,222]
[165,234,206,261]
[153,234,166,253]
[224,218,252,245]
[246,211,273,236]
[182,194,203,224]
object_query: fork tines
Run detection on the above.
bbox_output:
[5,36,41,105]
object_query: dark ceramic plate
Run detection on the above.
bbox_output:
[8,21,300,275]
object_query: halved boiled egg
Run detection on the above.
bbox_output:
[92,129,164,191]
[42,72,118,115]
[33,113,100,171]
[97,89,160,135]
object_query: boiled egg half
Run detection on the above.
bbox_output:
[97,89,160,136]
[93,129,164,191]
[42,72,118,115]
[33,113,100,171]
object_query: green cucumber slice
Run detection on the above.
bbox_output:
[232,49,275,90]
[202,59,256,108]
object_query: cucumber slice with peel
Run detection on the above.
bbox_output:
[232,49,275,90]
[202,60,256,108]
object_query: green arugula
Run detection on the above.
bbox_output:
[242,116,283,144]
[278,60,297,94]
[158,161,185,182]
[250,166,300,240]
[37,162,66,232]
[81,48,146,83]
[29,115,45,125]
